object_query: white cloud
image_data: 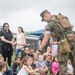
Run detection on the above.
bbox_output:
[0,0,75,33]
[0,9,46,33]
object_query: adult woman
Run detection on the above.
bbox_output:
[14,26,26,57]
[0,23,14,67]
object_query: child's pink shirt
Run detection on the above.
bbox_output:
[51,61,59,74]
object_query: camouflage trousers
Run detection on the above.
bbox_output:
[57,38,75,75]
[69,39,75,73]
[58,54,67,75]
[57,53,75,75]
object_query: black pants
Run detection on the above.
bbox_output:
[2,45,13,67]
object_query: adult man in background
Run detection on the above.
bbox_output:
[37,10,75,75]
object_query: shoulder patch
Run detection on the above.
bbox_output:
[45,25,50,31]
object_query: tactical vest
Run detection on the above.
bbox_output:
[49,14,75,55]
[50,13,73,40]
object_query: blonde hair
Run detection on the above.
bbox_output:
[39,55,43,58]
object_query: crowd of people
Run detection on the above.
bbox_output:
[0,23,75,75]
[1,8,75,75]
[0,45,74,75]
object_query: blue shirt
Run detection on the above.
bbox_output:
[43,60,50,69]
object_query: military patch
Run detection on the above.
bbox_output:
[45,25,50,31]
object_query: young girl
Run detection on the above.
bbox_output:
[51,56,59,75]
[43,46,52,60]
[17,56,40,75]
[50,38,58,57]
[67,58,74,75]
[36,55,48,75]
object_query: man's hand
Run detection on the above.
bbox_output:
[10,41,14,45]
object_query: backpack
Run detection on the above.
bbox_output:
[51,13,72,38]
[50,14,73,55]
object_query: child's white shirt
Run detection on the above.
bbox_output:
[52,44,58,56]
[17,65,28,75]
[67,63,73,73]
[0,72,3,75]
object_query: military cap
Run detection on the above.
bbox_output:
[40,10,50,21]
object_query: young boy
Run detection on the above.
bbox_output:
[12,57,21,75]
[0,61,7,75]
[43,55,52,75]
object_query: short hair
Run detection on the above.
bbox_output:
[40,10,51,17]
[24,46,29,51]
[0,61,7,71]
[40,10,51,21]
[15,57,20,61]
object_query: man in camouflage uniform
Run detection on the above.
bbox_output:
[37,10,75,75]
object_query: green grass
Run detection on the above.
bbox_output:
[12,53,21,61]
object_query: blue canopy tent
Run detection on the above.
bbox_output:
[29,29,44,36]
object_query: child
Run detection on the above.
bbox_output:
[36,55,48,75]
[0,61,7,75]
[67,58,74,75]
[50,38,58,57]
[17,56,40,75]
[43,54,52,75]
[21,47,29,60]
[0,54,13,75]
[43,46,52,60]
[31,53,38,70]
[34,53,38,61]
[51,56,59,75]
[12,57,21,75]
